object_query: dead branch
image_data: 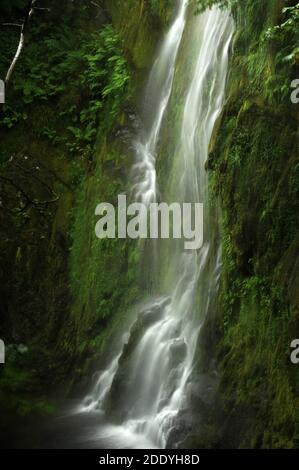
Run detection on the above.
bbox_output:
[4,1,50,87]
[25,156,74,191]
[5,1,35,86]
[0,175,59,208]
[2,23,22,28]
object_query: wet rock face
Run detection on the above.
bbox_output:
[105,297,171,421]
[166,372,220,448]
[123,296,171,356]
[168,338,187,370]
[188,372,219,407]
[142,301,167,327]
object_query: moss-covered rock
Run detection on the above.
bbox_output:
[0,0,167,428]
[189,0,299,449]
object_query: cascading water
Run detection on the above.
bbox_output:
[81,1,234,449]
[131,0,187,207]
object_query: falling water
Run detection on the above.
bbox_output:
[131,0,187,206]
[81,0,234,449]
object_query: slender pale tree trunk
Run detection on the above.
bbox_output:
[5,0,36,86]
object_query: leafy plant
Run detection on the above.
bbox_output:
[0,22,130,157]
[192,0,237,13]
[264,3,299,66]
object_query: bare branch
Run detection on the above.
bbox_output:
[0,175,59,208]
[13,160,57,196]
[27,156,74,191]
[0,175,33,206]
[33,7,51,12]
[2,23,22,28]
[5,0,37,86]
[90,1,102,8]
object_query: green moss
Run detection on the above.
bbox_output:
[203,0,299,449]
[63,136,143,384]
[0,0,141,417]
[0,356,57,430]
[104,0,174,89]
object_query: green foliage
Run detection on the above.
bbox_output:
[149,0,173,16]
[218,241,297,447]
[193,1,298,104]
[0,350,56,418]
[264,3,299,66]
[67,146,142,361]
[192,0,237,13]
[206,0,299,448]
[0,23,130,156]
[0,2,133,405]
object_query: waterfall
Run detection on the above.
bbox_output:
[131,0,187,206]
[80,0,234,449]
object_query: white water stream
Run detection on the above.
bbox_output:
[80,0,234,449]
